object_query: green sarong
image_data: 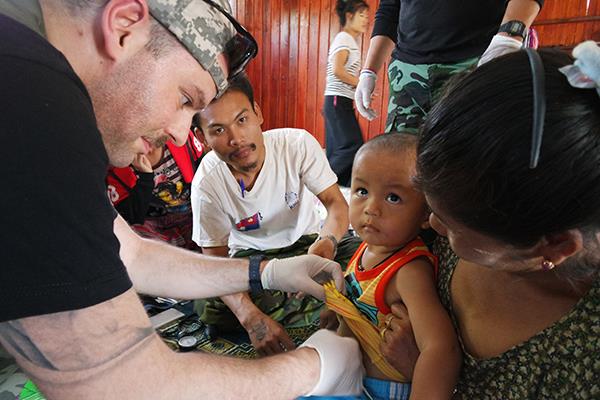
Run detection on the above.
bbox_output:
[196,233,360,332]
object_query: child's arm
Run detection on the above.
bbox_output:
[385,259,461,400]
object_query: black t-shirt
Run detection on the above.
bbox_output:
[0,14,132,322]
[372,0,544,64]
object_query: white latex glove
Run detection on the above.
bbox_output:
[559,41,600,97]
[261,255,344,300]
[299,329,364,396]
[573,40,600,84]
[355,70,378,120]
[478,34,523,67]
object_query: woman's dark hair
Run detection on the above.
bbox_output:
[336,0,368,27]
[416,49,600,250]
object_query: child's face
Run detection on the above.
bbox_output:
[350,148,429,250]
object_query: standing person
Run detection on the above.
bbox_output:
[324,0,369,187]
[380,46,600,398]
[354,0,543,134]
[0,1,364,399]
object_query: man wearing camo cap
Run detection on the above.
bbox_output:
[0,1,364,399]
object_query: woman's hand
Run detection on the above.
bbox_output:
[380,302,420,379]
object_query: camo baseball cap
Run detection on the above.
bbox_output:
[148,0,236,96]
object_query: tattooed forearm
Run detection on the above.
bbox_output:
[0,289,155,371]
[249,320,267,341]
[0,319,55,369]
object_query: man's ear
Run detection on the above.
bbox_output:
[254,101,264,125]
[99,0,150,61]
[538,229,584,266]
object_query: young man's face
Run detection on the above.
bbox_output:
[197,90,266,175]
[90,44,226,167]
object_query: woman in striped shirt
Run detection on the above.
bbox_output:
[323,0,369,187]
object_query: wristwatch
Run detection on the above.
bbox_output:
[498,20,527,40]
[248,254,265,296]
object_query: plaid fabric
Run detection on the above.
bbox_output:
[132,211,200,251]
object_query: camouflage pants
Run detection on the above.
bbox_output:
[385,57,479,134]
[195,233,361,332]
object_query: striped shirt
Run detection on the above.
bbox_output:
[324,31,361,99]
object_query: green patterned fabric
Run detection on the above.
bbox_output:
[196,233,360,332]
[385,57,478,134]
[433,238,600,399]
[0,346,27,400]
[160,314,321,359]
[18,380,44,400]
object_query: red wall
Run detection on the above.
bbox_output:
[230,0,600,145]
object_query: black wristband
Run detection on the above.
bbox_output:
[248,254,265,296]
[498,20,527,39]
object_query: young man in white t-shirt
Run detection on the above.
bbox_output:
[191,75,359,356]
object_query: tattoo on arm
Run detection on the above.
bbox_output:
[249,320,267,341]
[0,290,155,372]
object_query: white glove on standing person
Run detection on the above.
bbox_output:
[478,34,523,67]
[299,329,364,396]
[355,70,378,120]
[261,255,345,300]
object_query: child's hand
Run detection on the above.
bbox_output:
[319,309,339,331]
[131,154,152,173]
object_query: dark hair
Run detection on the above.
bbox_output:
[416,49,600,252]
[336,0,369,27]
[194,73,255,129]
[226,73,255,107]
[355,132,418,163]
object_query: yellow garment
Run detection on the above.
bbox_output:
[324,281,408,382]
[324,238,437,382]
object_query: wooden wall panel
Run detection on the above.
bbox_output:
[232,1,599,146]
[534,0,600,47]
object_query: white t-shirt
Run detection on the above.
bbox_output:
[324,31,361,99]
[191,128,338,255]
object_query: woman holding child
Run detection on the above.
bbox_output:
[309,43,599,399]
[379,44,600,398]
